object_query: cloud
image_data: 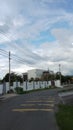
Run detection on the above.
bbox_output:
[0,24,9,33]
[51,28,73,48]
[0,0,73,78]
[35,28,73,75]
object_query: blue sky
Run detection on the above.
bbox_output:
[0,0,73,78]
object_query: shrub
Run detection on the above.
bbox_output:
[15,87,24,94]
[49,85,57,89]
[7,89,14,94]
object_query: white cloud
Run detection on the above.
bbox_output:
[34,28,73,75]
[51,28,73,48]
[0,0,73,78]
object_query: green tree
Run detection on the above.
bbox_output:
[2,73,23,83]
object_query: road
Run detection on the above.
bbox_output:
[0,89,59,130]
[61,94,73,105]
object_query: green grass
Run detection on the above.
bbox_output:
[56,104,73,130]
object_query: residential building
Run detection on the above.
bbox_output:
[28,69,44,80]
[22,73,28,81]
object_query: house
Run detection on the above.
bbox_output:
[28,69,44,80]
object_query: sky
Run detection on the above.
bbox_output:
[0,0,73,78]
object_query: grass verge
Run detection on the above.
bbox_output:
[56,104,73,130]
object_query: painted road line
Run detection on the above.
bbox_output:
[12,108,53,112]
[25,100,54,103]
[21,103,54,107]
[21,104,35,106]
[37,104,54,107]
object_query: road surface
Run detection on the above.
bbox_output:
[0,89,59,130]
[60,94,73,105]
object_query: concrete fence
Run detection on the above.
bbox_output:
[0,80,62,95]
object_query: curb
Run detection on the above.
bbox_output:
[0,94,18,101]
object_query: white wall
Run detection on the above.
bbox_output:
[55,80,63,88]
[6,82,9,93]
[0,84,3,94]
[0,80,62,94]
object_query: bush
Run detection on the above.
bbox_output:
[15,87,24,94]
[49,85,57,89]
[7,89,14,94]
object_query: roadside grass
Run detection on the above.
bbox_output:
[56,104,73,130]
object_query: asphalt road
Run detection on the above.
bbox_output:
[0,89,59,130]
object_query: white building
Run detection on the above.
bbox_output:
[28,69,44,80]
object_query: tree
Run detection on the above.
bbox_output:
[34,78,40,82]
[55,72,61,80]
[41,71,55,81]
[2,73,23,83]
[29,77,34,82]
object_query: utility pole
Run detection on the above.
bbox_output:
[9,51,11,91]
[22,73,24,83]
[59,64,61,85]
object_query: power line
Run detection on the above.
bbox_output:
[0,53,8,58]
[0,49,8,56]
[0,50,25,63]
[0,30,38,65]
[0,30,35,60]
[0,49,28,65]
[0,30,26,55]
[0,31,35,66]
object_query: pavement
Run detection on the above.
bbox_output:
[0,93,18,100]
[0,89,59,130]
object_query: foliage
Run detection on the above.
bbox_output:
[55,73,73,84]
[61,75,71,83]
[7,89,14,94]
[15,87,24,94]
[2,73,23,83]
[41,73,55,81]
[34,78,40,81]
[0,79,2,84]
[49,85,57,89]
[29,77,34,82]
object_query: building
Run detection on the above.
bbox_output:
[41,70,54,81]
[23,73,28,81]
[28,69,44,80]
